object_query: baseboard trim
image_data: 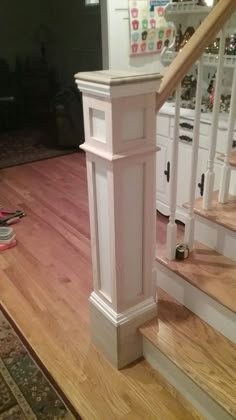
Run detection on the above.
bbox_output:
[89,292,157,326]
[90,292,157,368]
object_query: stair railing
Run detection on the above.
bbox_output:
[203,27,226,210]
[76,0,236,369]
[219,63,236,203]
[166,84,181,259]
[155,0,236,259]
[184,55,204,250]
[156,0,236,112]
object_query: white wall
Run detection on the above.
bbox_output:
[102,0,164,73]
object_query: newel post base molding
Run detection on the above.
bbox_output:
[90,293,157,368]
[75,70,162,369]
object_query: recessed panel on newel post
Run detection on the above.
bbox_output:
[75,70,162,368]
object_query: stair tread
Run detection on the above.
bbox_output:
[218,150,236,168]
[140,289,236,418]
[189,191,236,233]
[156,241,236,314]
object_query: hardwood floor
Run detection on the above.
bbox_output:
[0,154,200,420]
[140,289,236,418]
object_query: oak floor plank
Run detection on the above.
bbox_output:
[0,154,200,420]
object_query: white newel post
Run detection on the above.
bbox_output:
[75,70,162,369]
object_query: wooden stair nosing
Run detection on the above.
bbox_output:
[184,191,236,234]
[156,241,236,315]
[140,289,236,419]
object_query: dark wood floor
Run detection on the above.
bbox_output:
[0,154,199,420]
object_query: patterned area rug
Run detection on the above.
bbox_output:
[0,126,79,169]
[0,306,80,419]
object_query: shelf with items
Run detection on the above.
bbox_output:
[162,2,236,65]
[161,1,236,116]
[161,50,177,65]
[164,2,212,56]
[165,1,212,16]
[162,50,236,69]
[203,54,236,68]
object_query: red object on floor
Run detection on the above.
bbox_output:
[0,209,25,226]
[0,239,17,251]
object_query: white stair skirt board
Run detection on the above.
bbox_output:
[156,262,236,344]
[194,214,236,262]
[143,338,233,420]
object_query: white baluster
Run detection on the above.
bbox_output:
[184,56,204,250]
[218,65,236,203]
[166,84,181,260]
[203,28,226,210]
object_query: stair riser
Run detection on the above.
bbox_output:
[194,215,236,262]
[143,338,233,420]
[156,262,236,344]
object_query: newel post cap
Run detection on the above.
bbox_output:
[75,70,162,98]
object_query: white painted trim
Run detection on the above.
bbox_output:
[184,56,204,250]
[156,262,236,344]
[174,206,187,224]
[194,214,236,263]
[156,200,171,217]
[80,139,159,161]
[143,338,232,420]
[76,80,110,97]
[218,64,236,203]
[203,28,226,210]
[90,292,157,327]
[156,200,187,224]
[80,70,159,367]
[166,85,181,260]
[76,79,161,99]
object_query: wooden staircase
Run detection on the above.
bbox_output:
[140,289,236,420]
[139,198,236,419]
[156,240,236,343]
[138,2,236,415]
[190,192,236,263]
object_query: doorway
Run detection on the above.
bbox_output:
[0,0,102,169]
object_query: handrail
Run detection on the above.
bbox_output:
[156,0,236,112]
